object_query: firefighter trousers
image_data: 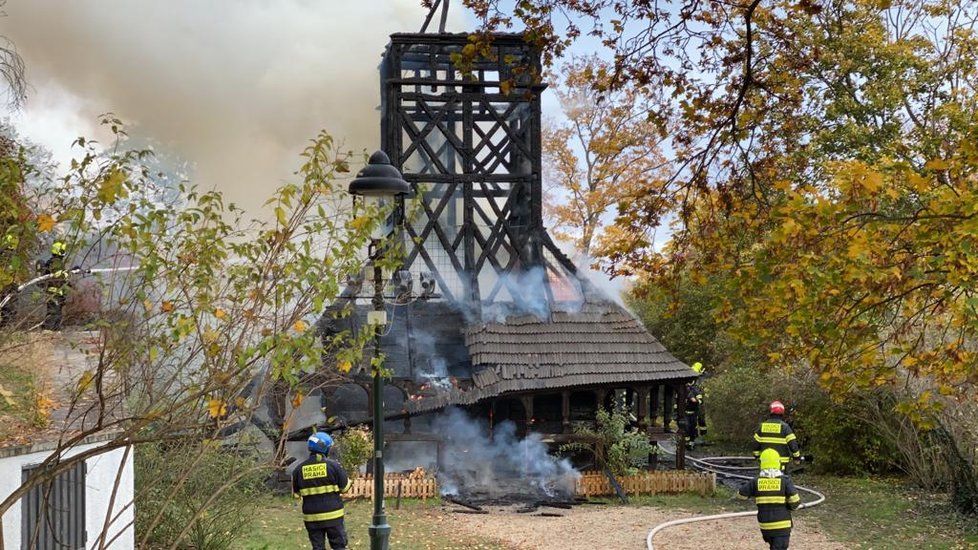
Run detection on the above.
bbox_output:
[306,522,347,550]
[763,534,790,550]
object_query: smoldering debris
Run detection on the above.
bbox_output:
[431,407,580,503]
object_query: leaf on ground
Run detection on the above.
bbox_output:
[0,384,16,406]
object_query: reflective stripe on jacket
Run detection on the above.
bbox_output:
[291,453,351,526]
[739,472,801,537]
[752,416,801,464]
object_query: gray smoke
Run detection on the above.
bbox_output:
[432,407,579,500]
[4,1,464,214]
[411,329,454,391]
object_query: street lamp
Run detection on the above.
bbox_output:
[348,150,410,550]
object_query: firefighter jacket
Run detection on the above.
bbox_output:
[292,453,352,526]
[42,256,69,297]
[752,415,800,465]
[738,470,801,537]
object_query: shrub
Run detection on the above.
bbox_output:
[135,441,268,550]
[333,426,371,477]
[561,409,654,476]
[705,365,893,475]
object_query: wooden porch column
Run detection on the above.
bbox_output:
[636,385,650,433]
[561,390,571,433]
[676,383,688,470]
[521,395,535,431]
[595,388,607,412]
[662,384,675,432]
[650,384,660,427]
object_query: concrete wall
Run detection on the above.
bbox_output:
[0,443,135,549]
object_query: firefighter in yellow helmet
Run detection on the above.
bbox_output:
[42,240,70,330]
[739,449,802,549]
[684,362,708,446]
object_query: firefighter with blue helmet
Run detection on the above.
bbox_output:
[292,431,351,550]
[739,449,802,549]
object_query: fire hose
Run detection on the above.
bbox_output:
[647,444,826,550]
[0,265,140,311]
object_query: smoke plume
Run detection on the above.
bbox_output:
[432,407,579,501]
[5,1,464,214]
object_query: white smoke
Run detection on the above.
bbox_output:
[4,1,465,214]
[432,407,579,501]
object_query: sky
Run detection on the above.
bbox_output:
[2,0,467,213]
[1,1,665,296]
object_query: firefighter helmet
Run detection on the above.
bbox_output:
[759,448,782,470]
[769,401,786,415]
[307,431,333,455]
[50,241,68,257]
[691,362,704,374]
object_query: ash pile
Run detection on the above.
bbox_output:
[434,408,580,505]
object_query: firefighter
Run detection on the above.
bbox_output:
[42,240,70,330]
[683,379,704,449]
[752,401,801,469]
[292,431,352,550]
[691,362,708,439]
[738,449,802,549]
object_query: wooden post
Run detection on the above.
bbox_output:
[521,395,535,433]
[636,385,649,432]
[650,384,660,427]
[595,388,607,413]
[488,399,495,441]
[561,390,571,434]
[662,384,674,432]
[676,383,688,470]
[396,480,403,510]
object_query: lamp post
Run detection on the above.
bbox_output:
[348,150,410,550]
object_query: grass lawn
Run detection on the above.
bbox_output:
[241,496,510,550]
[800,475,978,549]
[244,475,978,549]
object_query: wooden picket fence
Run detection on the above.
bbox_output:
[342,470,714,500]
[575,470,716,498]
[344,473,439,500]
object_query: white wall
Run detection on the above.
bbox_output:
[0,443,135,549]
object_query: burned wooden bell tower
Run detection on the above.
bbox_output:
[381,32,582,319]
[308,21,697,472]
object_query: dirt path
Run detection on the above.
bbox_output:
[451,505,847,550]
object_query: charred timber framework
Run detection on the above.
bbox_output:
[381,33,581,315]
[309,31,697,476]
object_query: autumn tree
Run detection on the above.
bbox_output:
[0,119,388,546]
[542,56,667,258]
[462,0,978,508]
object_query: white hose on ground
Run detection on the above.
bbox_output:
[646,446,826,550]
[0,265,139,310]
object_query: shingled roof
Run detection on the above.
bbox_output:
[401,299,696,414]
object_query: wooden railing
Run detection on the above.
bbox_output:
[342,470,715,500]
[344,473,439,500]
[576,470,716,498]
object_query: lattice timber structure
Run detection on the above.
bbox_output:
[382,33,582,317]
[296,29,699,486]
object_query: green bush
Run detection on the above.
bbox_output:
[561,409,654,476]
[135,441,268,550]
[704,365,894,475]
[333,426,372,477]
